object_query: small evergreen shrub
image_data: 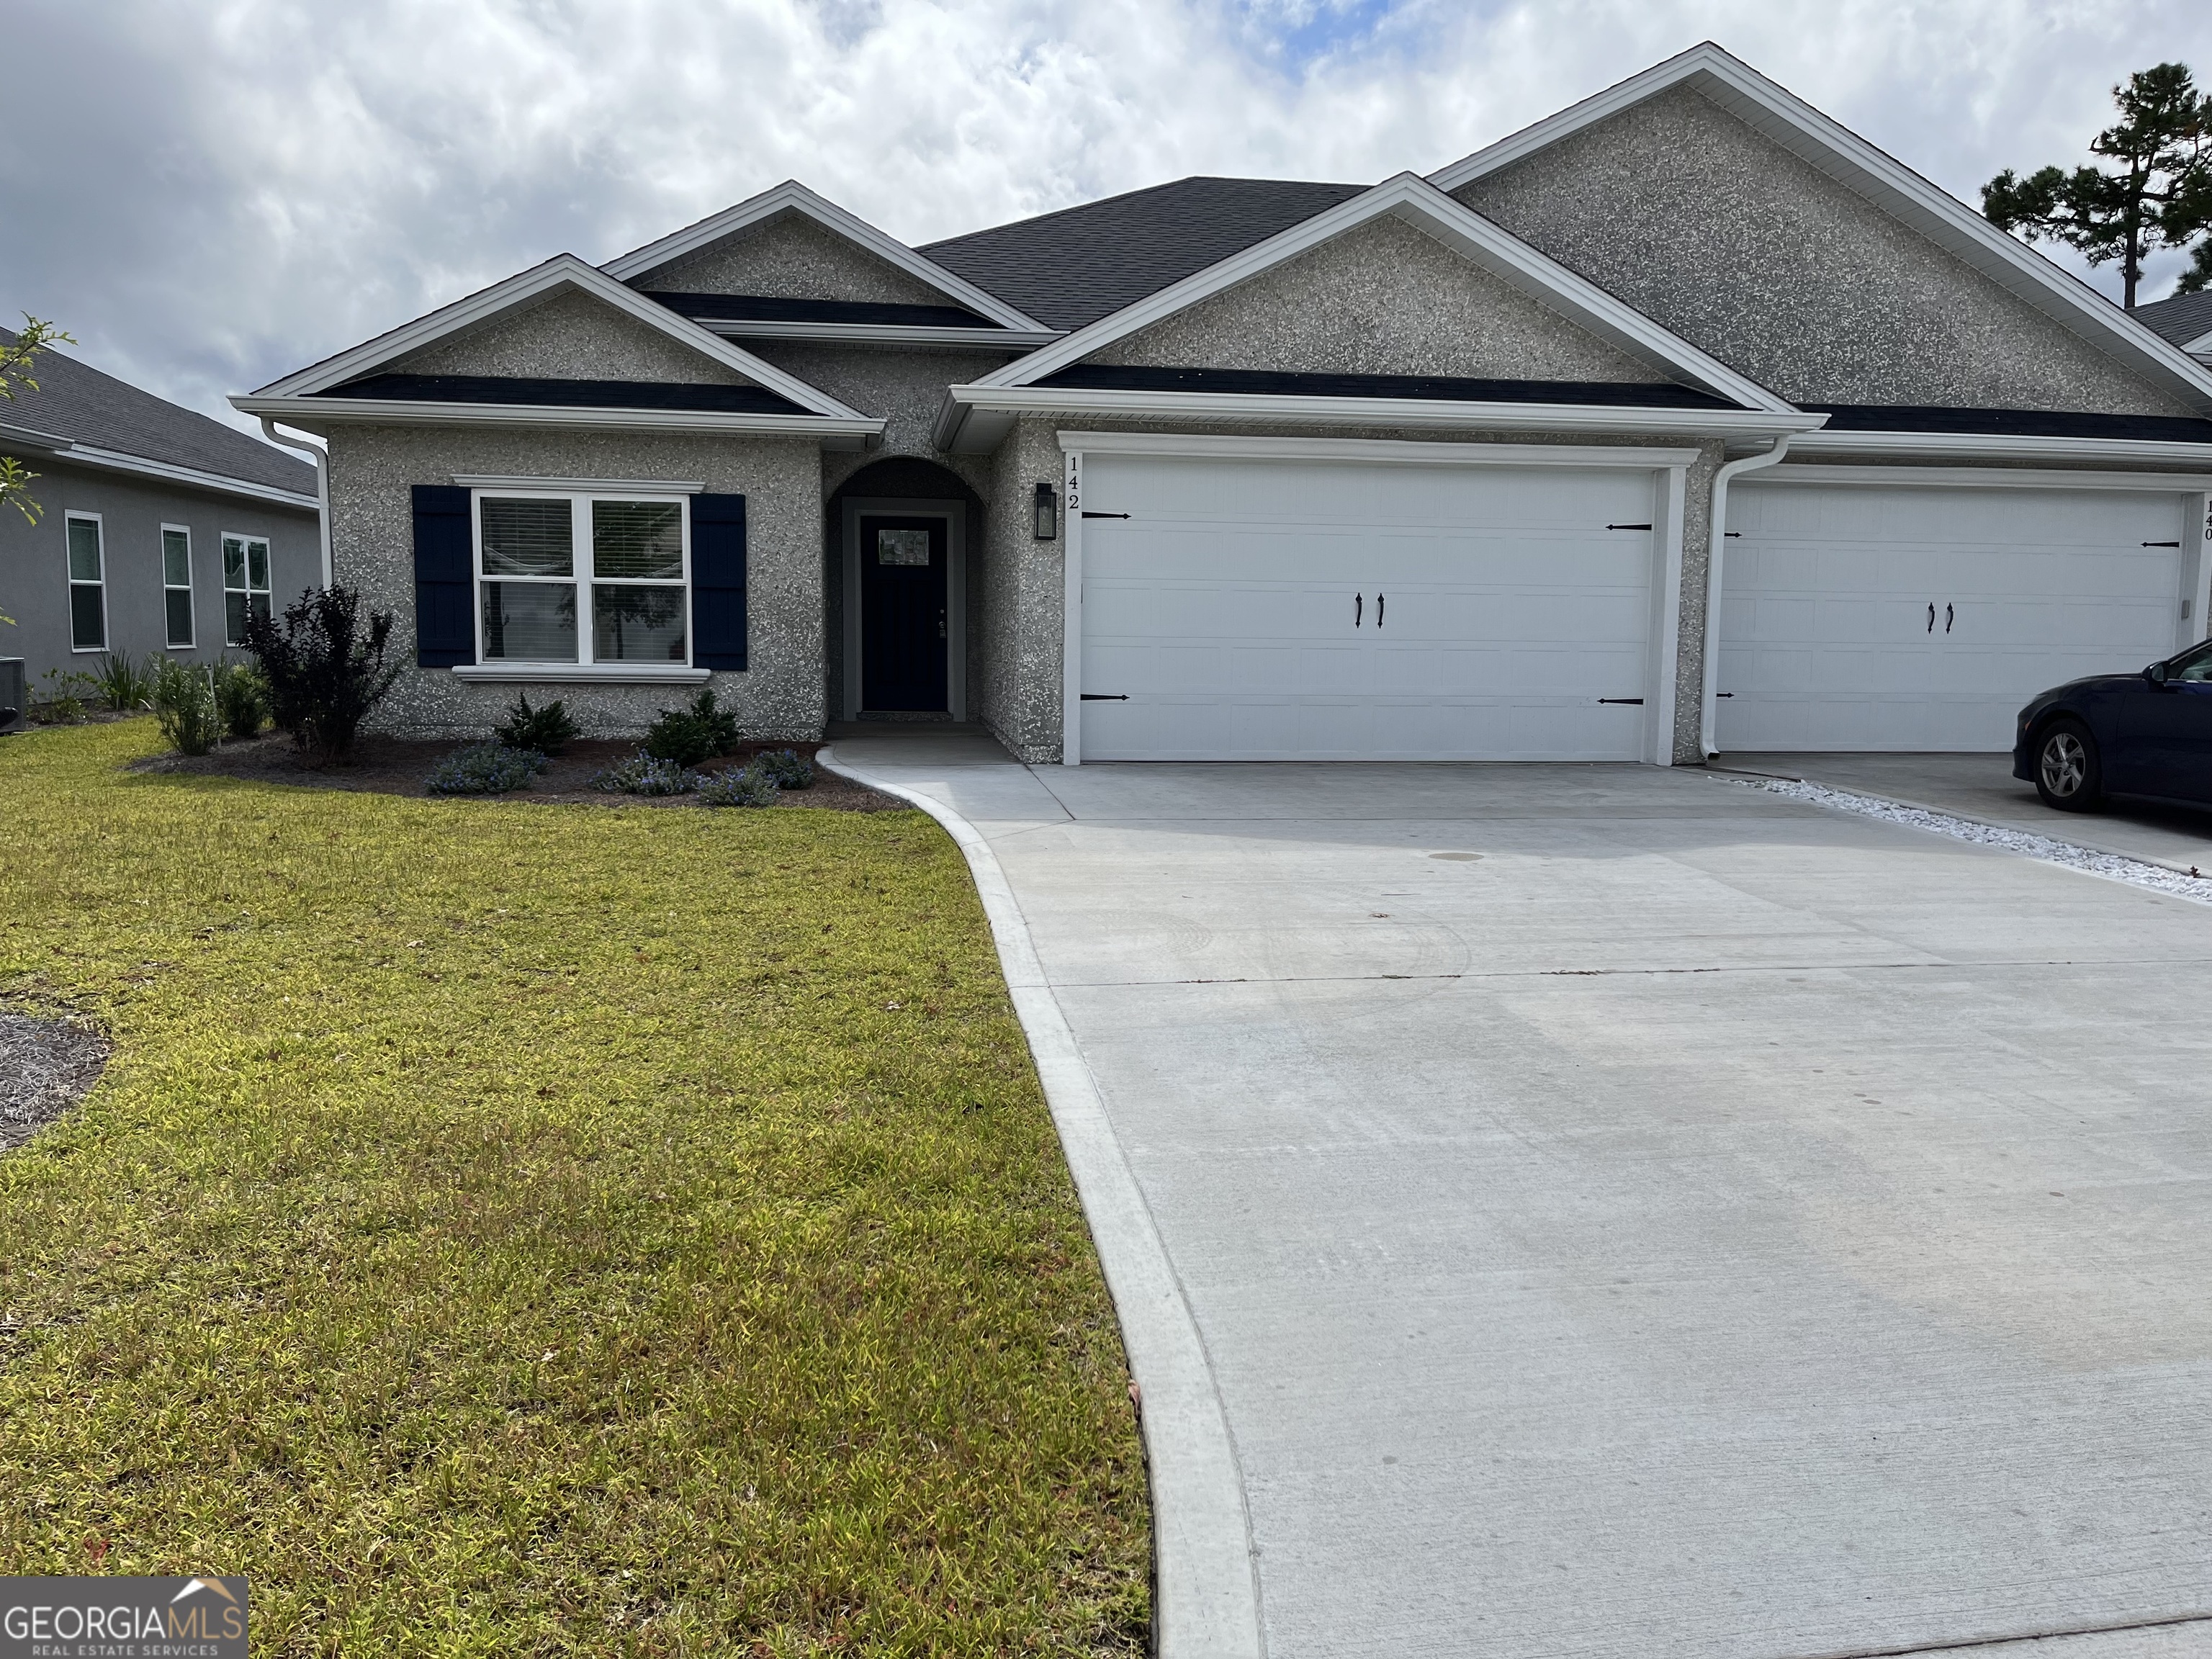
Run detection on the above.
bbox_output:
[243,585,403,761]
[34,669,95,724]
[643,689,740,767]
[91,650,156,712]
[696,763,779,808]
[426,743,549,796]
[589,751,703,796]
[751,747,814,789]
[213,661,270,739]
[150,658,220,756]
[495,693,579,756]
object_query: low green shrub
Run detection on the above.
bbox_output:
[752,747,815,789]
[213,661,270,739]
[495,693,579,756]
[697,763,778,808]
[643,689,739,767]
[34,669,96,725]
[150,658,220,756]
[426,743,549,796]
[90,650,156,712]
[589,751,703,796]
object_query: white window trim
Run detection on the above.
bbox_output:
[64,511,107,653]
[161,523,195,649]
[220,531,274,648]
[469,488,695,673]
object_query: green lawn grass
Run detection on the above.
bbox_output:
[0,721,1148,1655]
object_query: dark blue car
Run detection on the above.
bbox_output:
[2015,638,2212,811]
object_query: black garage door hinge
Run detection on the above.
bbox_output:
[1082,511,1131,520]
[1606,522,1653,531]
[1080,693,1129,701]
[1598,697,1645,705]
[2144,539,2182,547]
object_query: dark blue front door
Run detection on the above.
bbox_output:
[859,516,948,712]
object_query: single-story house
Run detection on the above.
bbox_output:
[1,330,323,710]
[233,42,2212,765]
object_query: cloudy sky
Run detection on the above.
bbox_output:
[7,0,2212,436]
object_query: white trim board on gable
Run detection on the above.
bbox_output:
[600,180,1049,335]
[1429,41,2212,418]
[963,172,1793,410]
[246,253,868,423]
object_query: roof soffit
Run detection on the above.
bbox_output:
[1429,41,2212,414]
[968,171,1791,412]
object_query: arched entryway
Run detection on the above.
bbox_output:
[824,457,986,724]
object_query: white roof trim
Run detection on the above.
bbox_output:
[694,318,1059,351]
[1061,431,1704,468]
[0,419,318,509]
[935,382,1823,454]
[1429,41,2212,415]
[966,171,1791,415]
[1789,426,2212,467]
[232,392,882,449]
[599,179,1048,333]
[249,254,868,421]
[1748,462,2212,492]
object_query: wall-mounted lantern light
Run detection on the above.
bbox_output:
[1033,481,1058,541]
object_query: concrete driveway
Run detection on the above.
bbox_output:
[833,734,2212,1659]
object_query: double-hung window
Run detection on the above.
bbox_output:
[476,492,690,666]
[66,513,106,651]
[222,534,271,646]
[162,525,194,648]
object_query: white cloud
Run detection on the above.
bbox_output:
[5,0,2211,428]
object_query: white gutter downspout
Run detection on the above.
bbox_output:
[1699,433,1793,760]
[258,418,333,589]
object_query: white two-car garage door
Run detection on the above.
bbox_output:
[1717,481,2193,752]
[1076,451,1666,761]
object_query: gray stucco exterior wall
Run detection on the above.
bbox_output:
[393,288,755,385]
[978,417,1070,763]
[0,458,318,692]
[319,424,823,741]
[637,212,961,308]
[1455,84,2193,416]
[1090,212,1667,383]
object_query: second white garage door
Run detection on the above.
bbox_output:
[1076,453,1665,761]
[1718,481,2190,752]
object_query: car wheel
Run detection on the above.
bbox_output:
[2033,719,2103,811]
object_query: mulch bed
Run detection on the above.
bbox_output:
[130,734,906,811]
[0,1009,111,1155]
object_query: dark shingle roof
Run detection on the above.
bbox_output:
[2130,291,2212,350]
[322,373,806,415]
[918,176,1367,331]
[0,328,315,495]
[642,292,997,328]
[1043,364,1732,407]
[1804,403,2212,444]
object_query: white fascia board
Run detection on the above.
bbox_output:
[1058,430,1703,468]
[250,254,868,421]
[696,318,1059,350]
[0,421,318,508]
[1789,427,2212,467]
[1429,42,2212,415]
[232,393,884,446]
[0,418,73,453]
[1752,462,2212,491]
[2180,330,2212,356]
[970,171,1789,413]
[935,383,1823,452]
[598,179,1048,333]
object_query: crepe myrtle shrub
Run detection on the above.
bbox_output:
[213,660,270,740]
[589,751,704,796]
[696,762,779,809]
[149,657,220,756]
[242,585,403,762]
[643,688,740,768]
[494,691,579,756]
[426,742,549,796]
[750,747,814,790]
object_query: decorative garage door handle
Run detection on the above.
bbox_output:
[1354,593,1363,627]
[1946,603,1954,634]
[1928,603,1936,633]
[1377,593,1385,629]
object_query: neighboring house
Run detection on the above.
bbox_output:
[2131,290,2212,368]
[1,330,322,698]
[233,42,2212,765]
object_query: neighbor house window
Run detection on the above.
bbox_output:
[475,493,689,665]
[66,513,106,651]
[162,525,194,648]
[222,534,271,645]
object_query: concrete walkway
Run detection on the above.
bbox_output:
[830,734,2212,1659]
[1719,751,2212,875]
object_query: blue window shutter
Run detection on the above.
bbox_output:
[411,485,475,666]
[691,493,747,670]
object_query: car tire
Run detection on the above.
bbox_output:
[2033,718,2103,811]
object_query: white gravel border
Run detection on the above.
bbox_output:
[817,746,1264,1659]
[1732,776,2212,905]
